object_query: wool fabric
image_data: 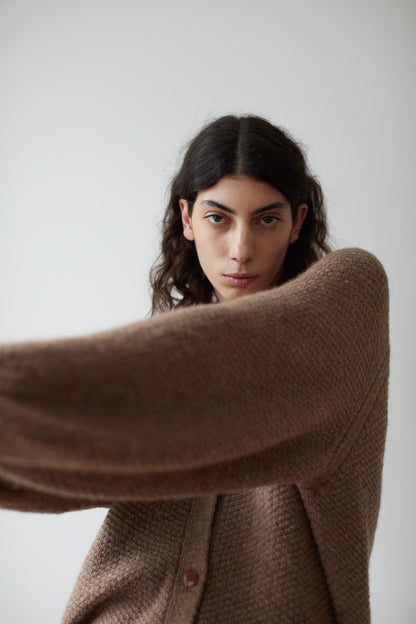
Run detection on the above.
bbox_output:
[0,247,389,623]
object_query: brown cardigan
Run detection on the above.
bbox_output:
[0,247,389,623]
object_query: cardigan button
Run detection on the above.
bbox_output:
[183,569,199,587]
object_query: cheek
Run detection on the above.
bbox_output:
[196,231,226,258]
[264,235,290,258]
[192,235,222,275]
[260,237,291,272]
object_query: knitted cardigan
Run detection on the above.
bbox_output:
[0,247,389,624]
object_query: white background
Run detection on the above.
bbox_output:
[0,1,415,622]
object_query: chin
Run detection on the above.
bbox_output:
[218,289,257,303]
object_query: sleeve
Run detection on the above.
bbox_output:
[0,474,110,513]
[0,247,390,509]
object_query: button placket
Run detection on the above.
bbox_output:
[163,495,217,624]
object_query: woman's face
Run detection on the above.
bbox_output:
[180,176,308,303]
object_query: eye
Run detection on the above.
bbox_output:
[206,213,227,225]
[259,215,281,226]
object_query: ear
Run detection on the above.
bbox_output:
[289,203,308,244]
[179,199,195,241]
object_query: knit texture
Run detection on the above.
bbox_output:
[0,247,389,623]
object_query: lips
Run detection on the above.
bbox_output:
[223,274,259,287]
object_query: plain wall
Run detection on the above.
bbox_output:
[1,0,415,622]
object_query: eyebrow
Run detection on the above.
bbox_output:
[200,199,288,215]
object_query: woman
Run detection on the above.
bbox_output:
[150,114,329,312]
[0,115,389,624]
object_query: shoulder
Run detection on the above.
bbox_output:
[284,247,389,309]
[316,247,388,283]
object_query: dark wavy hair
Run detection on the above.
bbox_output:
[149,114,331,314]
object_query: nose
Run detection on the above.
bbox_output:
[229,225,254,263]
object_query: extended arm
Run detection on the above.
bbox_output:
[0,248,389,508]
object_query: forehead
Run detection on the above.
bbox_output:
[195,175,289,210]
